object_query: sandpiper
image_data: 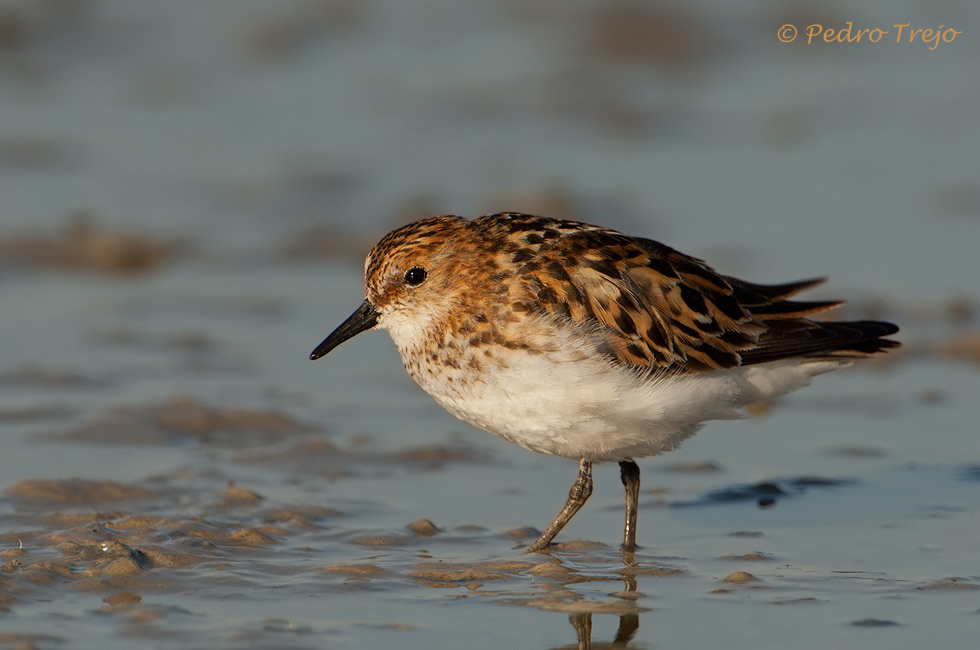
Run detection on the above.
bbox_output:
[310,213,899,553]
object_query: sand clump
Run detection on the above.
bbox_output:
[41,396,313,446]
[723,571,759,584]
[0,211,180,273]
[8,479,159,504]
[0,474,350,611]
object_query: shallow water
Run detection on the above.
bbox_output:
[2,1,979,649]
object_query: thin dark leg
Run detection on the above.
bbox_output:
[527,459,593,553]
[619,460,640,552]
[613,613,640,645]
[569,612,592,650]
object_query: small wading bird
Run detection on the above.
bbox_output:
[310,213,899,553]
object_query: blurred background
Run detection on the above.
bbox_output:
[2,0,976,290]
[1,1,978,649]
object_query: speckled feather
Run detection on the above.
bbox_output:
[312,213,899,549]
[366,213,896,373]
[330,212,898,462]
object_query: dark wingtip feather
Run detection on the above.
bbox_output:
[728,277,827,301]
[831,320,899,356]
[741,319,900,366]
[748,299,843,318]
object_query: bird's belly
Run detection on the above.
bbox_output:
[406,341,847,462]
[409,346,686,462]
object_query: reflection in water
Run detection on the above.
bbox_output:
[568,611,640,650]
[550,552,646,650]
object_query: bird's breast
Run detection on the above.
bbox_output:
[393,318,656,459]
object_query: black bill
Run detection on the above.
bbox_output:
[309,300,380,360]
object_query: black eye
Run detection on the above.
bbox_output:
[404,267,427,286]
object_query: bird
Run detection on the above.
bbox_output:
[309,213,899,553]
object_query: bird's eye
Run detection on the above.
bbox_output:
[403,267,427,286]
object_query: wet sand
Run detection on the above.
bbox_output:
[2,323,979,649]
[2,1,979,649]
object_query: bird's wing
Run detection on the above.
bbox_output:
[507,224,895,373]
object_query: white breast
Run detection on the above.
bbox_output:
[387,313,847,462]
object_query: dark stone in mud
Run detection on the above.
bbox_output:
[672,476,855,509]
[851,618,900,627]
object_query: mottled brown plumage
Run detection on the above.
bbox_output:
[362,212,897,375]
[311,212,900,552]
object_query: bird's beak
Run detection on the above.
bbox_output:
[309,300,380,360]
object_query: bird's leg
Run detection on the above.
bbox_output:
[619,460,640,552]
[613,613,640,645]
[569,612,592,650]
[527,459,593,553]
